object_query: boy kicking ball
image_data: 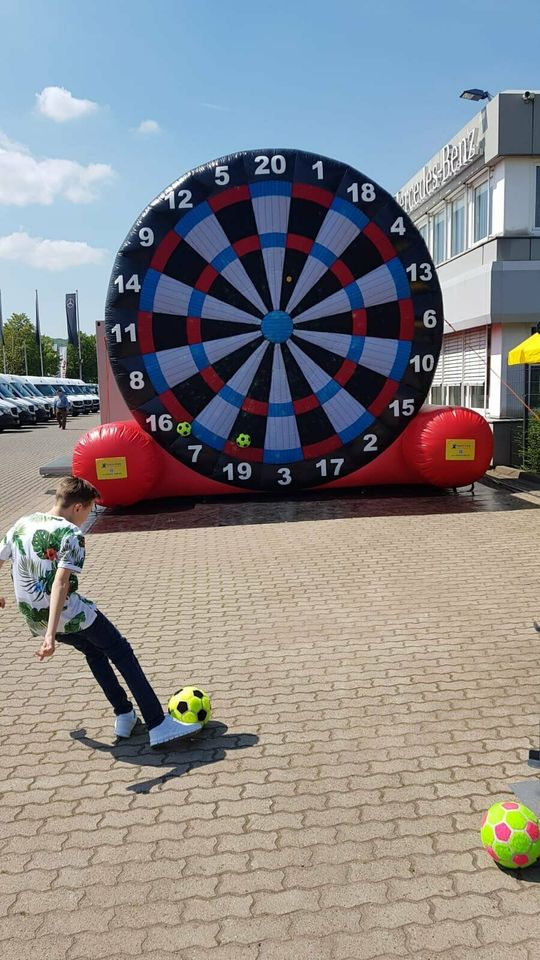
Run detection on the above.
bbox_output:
[0,476,202,749]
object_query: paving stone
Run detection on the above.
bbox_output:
[2,420,540,958]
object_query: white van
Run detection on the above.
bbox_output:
[27,377,84,416]
[64,378,95,413]
[5,375,53,421]
[0,397,21,429]
[0,375,38,424]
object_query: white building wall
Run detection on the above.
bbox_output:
[396,93,540,463]
[503,158,537,234]
[489,323,528,418]
[491,163,505,235]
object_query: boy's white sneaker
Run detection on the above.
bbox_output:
[114,709,138,738]
[149,715,202,749]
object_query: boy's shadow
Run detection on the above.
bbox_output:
[69,721,258,793]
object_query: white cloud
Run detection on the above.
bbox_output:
[36,86,98,122]
[136,119,161,135]
[0,232,107,271]
[200,102,230,112]
[0,130,114,205]
[0,131,29,153]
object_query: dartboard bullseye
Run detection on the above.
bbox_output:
[105,149,443,491]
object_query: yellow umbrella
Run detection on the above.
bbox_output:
[508,333,540,366]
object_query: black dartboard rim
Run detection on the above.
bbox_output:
[105,148,443,491]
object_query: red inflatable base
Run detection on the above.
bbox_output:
[72,406,493,508]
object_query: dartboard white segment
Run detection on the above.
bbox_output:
[285,207,363,313]
[264,345,302,454]
[178,212,267,315]
[152,274,262,326]
[287,339,367,434]
[202,331,262,366]
[224,340,269,396]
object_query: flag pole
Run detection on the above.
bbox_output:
[0,289,5,374]
[35,289,44,376]
[76,289,82,379]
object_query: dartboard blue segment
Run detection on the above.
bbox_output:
[330,196,369,231]
[139,269,161,312]
[105,148,443,491]
[388,258,411,300]
[262,311,293,343]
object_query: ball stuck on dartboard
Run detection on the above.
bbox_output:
[235,433,251,448]
[176,421,192,437]
[168,687,212,726]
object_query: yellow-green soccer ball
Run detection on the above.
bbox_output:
[235,433,251,448]
[480,801,540,868]
[176,421,192,437]
[168,687,212,726]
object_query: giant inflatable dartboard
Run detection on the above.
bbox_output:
[105,149,443,491]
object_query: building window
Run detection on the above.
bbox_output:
[418,222,428,246]
[536,167,540,228]
[433,210,446,264]
[451,195,466,256]
[446,384,462,406]
[474,181,489,242]
[466,383,486,408]
[429,385,443,404]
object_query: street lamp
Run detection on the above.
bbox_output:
[460,89,493,102]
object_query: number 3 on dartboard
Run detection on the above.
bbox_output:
[277,468,292,485]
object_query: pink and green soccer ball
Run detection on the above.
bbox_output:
[480,801,540,868]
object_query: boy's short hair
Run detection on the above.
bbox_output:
[55,476,101,508]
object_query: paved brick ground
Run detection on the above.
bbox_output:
[2,416,540,959]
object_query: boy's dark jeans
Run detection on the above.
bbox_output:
[57,609,164,731]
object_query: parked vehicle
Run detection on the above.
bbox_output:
[0,397,21,430]
[79,380,100,412]
[1,375,53,422]
[0,380,37,424]
[17,376,59,417]
[27,377,79,416]
[28,376,92,415]
[62,382,92,413]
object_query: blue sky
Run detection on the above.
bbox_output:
[0,0,538,338]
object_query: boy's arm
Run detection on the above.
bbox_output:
[0,558,5,608]
[37,567,72,660]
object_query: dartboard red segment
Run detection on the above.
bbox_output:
[105,149,443,491]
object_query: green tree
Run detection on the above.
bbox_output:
[66,333,97,381]
[40,336,60,376]
[2,313,60,376]
[2,313,97,380]
[522,412,540,473]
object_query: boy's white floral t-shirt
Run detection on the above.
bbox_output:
[0,513,97,636]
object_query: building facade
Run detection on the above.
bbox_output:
[396,91,540,462]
